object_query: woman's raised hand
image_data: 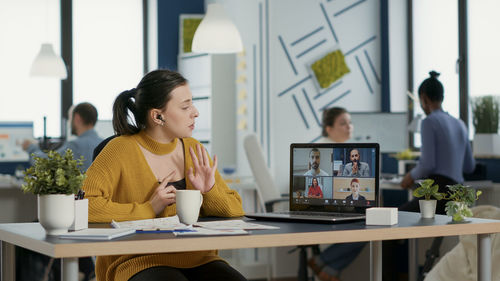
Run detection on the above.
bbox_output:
[150,170,177,215]
[188,144,217,193]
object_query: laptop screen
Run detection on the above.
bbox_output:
[290,143,380,212]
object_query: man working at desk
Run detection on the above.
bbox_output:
[22,102,103,172]
[20,102,102,281]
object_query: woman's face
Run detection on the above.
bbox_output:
[312,178,318,186]
[326,112,353,143]
[162,84,199,138]
[350,181,360,195]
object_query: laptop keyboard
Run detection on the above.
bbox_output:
[275,211,363,217]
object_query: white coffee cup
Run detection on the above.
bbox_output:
[176,190,203,225]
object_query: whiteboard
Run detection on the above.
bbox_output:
[350,112,408,152]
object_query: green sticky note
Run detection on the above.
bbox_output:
[311,50,350,89]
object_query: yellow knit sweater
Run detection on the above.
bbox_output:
[83,131,244,281]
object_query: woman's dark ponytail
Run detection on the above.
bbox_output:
[112,88,140,135]
[112,70,187,136]
[418,70,444,102]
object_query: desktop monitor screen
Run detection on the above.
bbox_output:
[0,122,34,162]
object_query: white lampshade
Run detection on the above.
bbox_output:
[30,43,68,79]
[192,3,243,54]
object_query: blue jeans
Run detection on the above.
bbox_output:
[319,242,366,274]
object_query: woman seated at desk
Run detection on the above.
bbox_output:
[83,70,247,281]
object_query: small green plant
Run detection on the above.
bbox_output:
[395,148,417,160]
[22,149,86,195]
[413,179,445,201]
[444,184,482,222]
[471,95,499,134]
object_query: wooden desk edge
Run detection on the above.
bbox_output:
[47,222,500,257]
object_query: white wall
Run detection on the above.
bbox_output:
[220,0,408,190]
[389,0,408,112]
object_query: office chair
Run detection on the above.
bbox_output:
[243,134,318,281]
[92,135,117,161]
[243,134,288,212]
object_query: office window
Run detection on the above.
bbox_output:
[0,0,62,138]
[73,0,144,121]
[412,0,459,146]
[468,0,500,134]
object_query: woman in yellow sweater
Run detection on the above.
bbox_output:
[83,70,247,281]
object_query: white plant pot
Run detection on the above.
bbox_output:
[418,200,437,219]
[38,194,75,235]
[473,134,500,156]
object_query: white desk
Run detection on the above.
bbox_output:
[1,212,499,281]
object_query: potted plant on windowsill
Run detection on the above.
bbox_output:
[444,184,482,222]
[22,149,85,235]
[413,179,445,219]
[471,95,500,156]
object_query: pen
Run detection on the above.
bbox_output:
[136,229,195,234]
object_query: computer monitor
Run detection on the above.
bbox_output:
[0,122,34,162]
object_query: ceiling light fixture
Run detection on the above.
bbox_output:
[30,43,67,79]
[192,3,243,54]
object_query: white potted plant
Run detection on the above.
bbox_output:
[22,149,85,235]
[444,184,482,222]
[412,179,445,219]
[471,95,500,156]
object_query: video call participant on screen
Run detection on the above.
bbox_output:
[340,148,370,177]
[304,148,329,176]
[345,178,365,201]
[307,177,323,198]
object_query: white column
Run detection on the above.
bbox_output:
[61,257,79,281]
[478,234,492,281]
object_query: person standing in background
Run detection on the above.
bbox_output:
[400,71,475,213]
[384,71,476,281]
[22,102,103,172]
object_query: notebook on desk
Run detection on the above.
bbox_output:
[245,143,380,223]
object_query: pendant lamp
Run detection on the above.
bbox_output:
[30,43,67,79]
[192,3,243,54]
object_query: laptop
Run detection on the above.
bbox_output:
[245,143,380,223]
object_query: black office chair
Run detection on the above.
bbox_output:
[92,135,117,161]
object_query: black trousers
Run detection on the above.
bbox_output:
[383,174,458,281]
[128,261,247,281]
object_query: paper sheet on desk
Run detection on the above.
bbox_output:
[194,220,280,230]
[174,228,249,236]
[175,220,279,236]
[111,216,190,231]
